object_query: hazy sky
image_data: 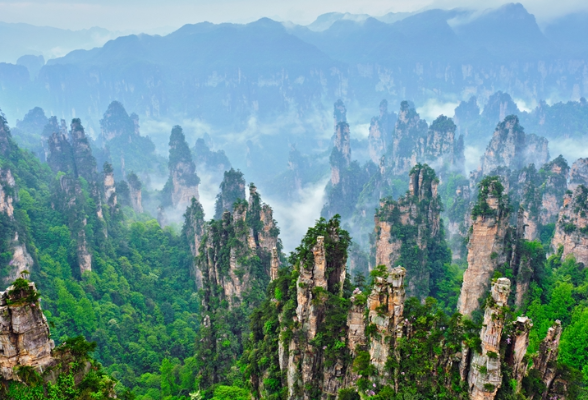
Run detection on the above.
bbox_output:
[1,0,588,31]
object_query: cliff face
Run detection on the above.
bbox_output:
[533,321,562,399]
[0,169,34,285]
[387,101,428,176]
[0,169,15,217]
[480,115,549,176]
[458,177,511,317]
[103,163,116,206]
[127,172,143,213]
[568,157,588,191]
[539,156,569,225]
[214,168,246,219]
[191,185,280,387]
[552,185,588,266]
[416,115,465,176]
[322,100,371,221]
[246,214,566,400]
[372,165,450,299]
[0,281,55,381]
[330,122,351,186]
[367,267,405,374]
[468,278,511,399]
[367,100,396,164]
[166,125,200,209]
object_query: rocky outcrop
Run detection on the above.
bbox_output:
[287,232,347,399]
[468,278,511,400]
[416,115,464,176]
[183,197,206,287]
[322,101,371,221]
[0,169,15,217]
[331,122,351,186]
[506,316,532,389]
[103,163,116,206]
[166,125,200,209]
[568,158,588,191]
[368,100,396,164]
[533,320,562,398]
[367,267,405,374]
[0,110,13,156]
[193,137,232,177]
[214,168,246,219]
[552,185,588,266]
[458,177,511,317]
[479,115,549,176]
[0,281,55,381]
[99,101,136,142]
[539,156,569,225]
[6,237,34,286]
[372,165,449,299]
[127,172,143,213]
[387,101,428,176]
[196,186,279,307]
[70,119,98,184]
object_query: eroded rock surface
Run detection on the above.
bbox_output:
[552,185,588,266]
[0,282,55,381]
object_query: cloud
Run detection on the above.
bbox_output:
[416,99,460,123]
[464,144,483,174]
[550,138,588,165]
[260,176,329,253]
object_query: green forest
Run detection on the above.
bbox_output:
[1,104,588,400]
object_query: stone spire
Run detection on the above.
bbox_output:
[468,277,511,400]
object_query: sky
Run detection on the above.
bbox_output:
[1,0,588,32]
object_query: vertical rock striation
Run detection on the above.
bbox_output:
[568,158,588,191]
[552,184,588,266]
[0,281,55,380]
[214,168,246,219]
[368,99,396,164]
[468,278,511,400]
[479,115,549,176]
[372,165,449,299]
[458,177,511,317]
[127,172,143,213]
[166,125,200,209]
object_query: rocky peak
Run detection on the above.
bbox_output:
[468,277,511,399]
[453,96,480,137]
[568,157,588,191]
[373,164,448,299]
[481,91,520,124]
[458,176,511,317]
[418,115,464,175]
[539,155,569,225]
[333,99,347,126]
[552,184,588,266]
[330,122,351,185]
[0,280,55,381]
[47,131,75,175]
[368,99,396,164]
[387,101,428,176]
[480,115,549,176]
[99,101,136,142]
[214,168,246,219]
[167,125,200,209]
[70,119,97,183]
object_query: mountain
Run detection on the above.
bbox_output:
[0,21,118,64]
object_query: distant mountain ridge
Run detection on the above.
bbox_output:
[2,3,588,131]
